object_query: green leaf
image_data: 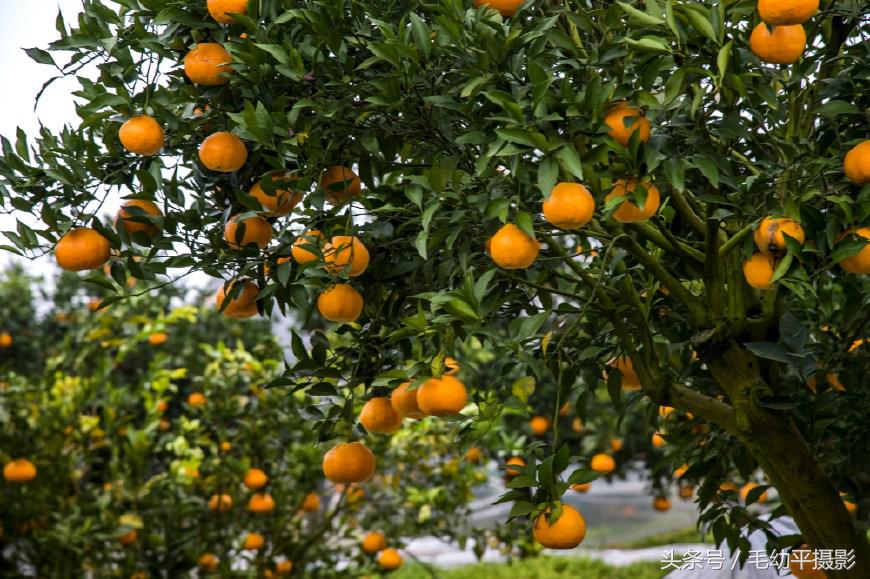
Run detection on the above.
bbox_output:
[682,5,719,45]
[816,100,862,117]
[555,146,584,180]
[779,313,808,352]
[744,342,791,364]
[625,36,671,54]
[516,211,535,238]
[512,376,536,403]
[537,156,558,198]
[616,1,666,26]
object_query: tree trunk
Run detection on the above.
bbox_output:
[707,341,870,579]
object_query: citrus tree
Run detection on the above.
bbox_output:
[1,0,870,576]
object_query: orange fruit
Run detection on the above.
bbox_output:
[265,255,292,278]
[838,227,870,274]
[244,468,269,490]
[183,43,233,85]
[292,230,323,263]
[198,553,219,571]
[611,356,640,390]
[391,382,424,419]
[360,397,403,434]
[651,432,666,447]
[559,401,571,417]
[208,494,233,512]
[249,172,302,216]
[529,415,551,436]
[302,492,321,512]
[749,23,806,65]
[117,199,162,237]
[199,131,247,172]
[844,140,870,186]
[417,375,468,416]
[789,544,826,579]
[590,453,615,474]
[464,446,482,463]
[361,530,387,554]
[56,228,112,271]
[220,441,232,452]
[571,417,583,433]
[317,284,364,323]
[652,497,671,512]
[807,373,845,393]
[571,482,591,493]
[610,437,624,452]
[224,215,272,249]
[659,405,676,419]
[743,252,777,289]
[248,493,275,513]
[320,166,361,204]
[489,223,539,269]
[377,548,403,570]
[243,532,265,550]
[605,179,660,223]
[188,392,207,407]
[758,0,818,25]
[0,332,12,348]
[505,456,526,478]
[322,441,376,483]
[155,399,168,413]
[324,235,369,276]
[275,560,293,575]
[118,529,138,546]
[158,418,170,431]
[215,280,259,319]
[533,504,587,549]
[3,459,37,483]
[472,0,525,17]
[754,216,805,255]
[148,332,168,345]
[118,115,164,155]
[207,0,248,24]
[543,182,596,229]
[719,481,738,494]
[841,492,858,515]
[740,482,769,503]
[678,485,694,499]
[603,103,651,147]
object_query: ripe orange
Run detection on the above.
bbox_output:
[324,235,370,276]
[118,529,138,546]
[292,230,323,263]
[533,504,587,549]
[362,530,387,554]
[444,356,460,375]
[244,468,269,490]
[117,199,162,237]
[118,115,164,155]
[220,441,232,452]
[464,446,482,463]
[838,227,870,274]
[224,215,272,249]
[187,392,207,407]
[56,228,112,271]
[207,0,248,24]
[274,560,293,575]
[320,165,361,204]
[651,432,666,447]
[611,356,640,390]
[754,216,805,255]
[147,332,168,345]
[749,24,806,65]
[571,482,591,493]
[605,179,660,223]
[198,553,219,571]
[417,375,468,416]
[0,332,12,348]
[155,399,168,413]
[199,131,247,172]
[360,397,403,434]
[377,548,403,570]
[844,140,870,186]
[603,103,651,147]
[473,0,525,17]
[322,441,376,483]
[543,182,595,229]
[789,544,826,579]
[678,485,694,499]
[758,0,818,25]
[489,223,539,269]
[183,43,233,85]
[610,437,624,452]
[215,280,259,319]
[571,417,583,433]
[590,453,615,474]
[659,405,676,419]
[317,284,364,323]
[719,481,738,494]
[807,373,845,393]
[249,172,302,216]
[243,532,265,550]
[505,456,526,478]
[652,497,671,512]
[248,493,275,513]
[3,459,37,483]
[208,494,233,512]
[740,482,769,503]
[391,382,424,419]
[265,255,292,278]
[302,492,321,512]
[529,415,551,436]
[743,252,777,289]
[841,492,858,515]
